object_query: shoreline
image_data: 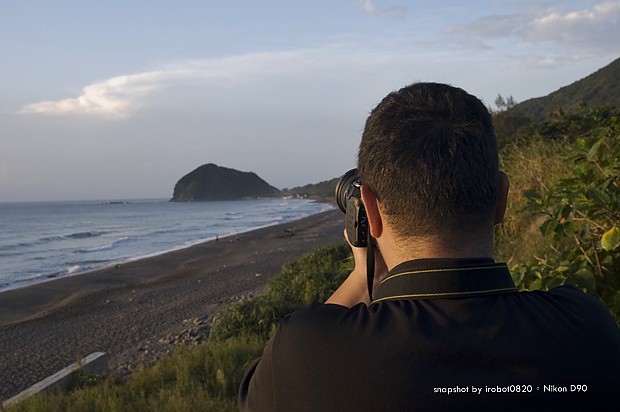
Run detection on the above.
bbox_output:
[0,208,344,401]
[0,199,336,295]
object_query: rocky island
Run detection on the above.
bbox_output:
[171,163,281,201]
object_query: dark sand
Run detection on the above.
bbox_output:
[0,209,344,401]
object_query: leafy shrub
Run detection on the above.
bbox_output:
[510,107,620,322]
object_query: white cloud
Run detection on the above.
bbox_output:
[519,1,620,47]
[18,71,179,118]
[443,1,619,57]
[15,50,329,119]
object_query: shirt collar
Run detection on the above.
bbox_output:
[372,258,517,304]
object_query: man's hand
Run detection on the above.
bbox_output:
[325,229,388,308]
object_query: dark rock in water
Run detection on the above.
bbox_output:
[171,163,281,201]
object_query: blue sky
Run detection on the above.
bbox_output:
[1,0,619,201]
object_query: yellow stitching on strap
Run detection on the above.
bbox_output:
[372,287,517,303]
[379,265,507,285]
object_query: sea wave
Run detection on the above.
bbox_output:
[38,231,105,243]
[66,231,105,239]
[38,235,65,242]
[75,236,130,253]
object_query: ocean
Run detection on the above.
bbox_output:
[0,198,334,292]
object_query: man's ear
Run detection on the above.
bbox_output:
[494,171,510,225]
[361,185,383,238]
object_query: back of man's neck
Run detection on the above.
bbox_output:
[380,235,494,271]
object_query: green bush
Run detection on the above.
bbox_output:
[265,243,352,304]
[509,107,620,323]
[210,243,352,341]
[208,296,304,341]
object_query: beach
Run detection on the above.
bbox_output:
[0,209,344,401]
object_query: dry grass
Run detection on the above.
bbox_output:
[495,137,574,266]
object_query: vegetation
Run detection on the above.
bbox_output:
[490,94,533,147]
[210,244,351,342]
[5,337,264,412]
[494,134,573,266]
[282,177,339,201]
[508,107,620,323]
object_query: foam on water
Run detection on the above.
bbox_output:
[67,265,82,274]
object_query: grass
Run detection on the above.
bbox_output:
[494,136,574,266]
[4,337,266,412]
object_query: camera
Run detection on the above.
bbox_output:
[335,168,368,247]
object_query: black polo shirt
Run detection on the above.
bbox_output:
[239,258,620,411]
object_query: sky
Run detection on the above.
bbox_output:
[1,0,619,202]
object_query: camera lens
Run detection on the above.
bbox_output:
[335,168,359,213]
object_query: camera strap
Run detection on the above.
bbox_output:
[367,231,374,301]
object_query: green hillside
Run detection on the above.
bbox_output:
[283,177,339,201]
[492,56,620,147]
[516,57,620,122]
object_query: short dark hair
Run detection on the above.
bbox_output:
[358,82,499,238]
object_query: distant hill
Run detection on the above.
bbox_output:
[171,164,281,201]
[514,57,620,122]
[283,178,339,201]
[493,56,620,146]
